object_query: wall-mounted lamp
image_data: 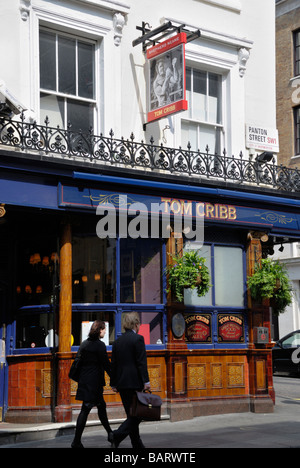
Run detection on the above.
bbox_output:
[256,152,274,164]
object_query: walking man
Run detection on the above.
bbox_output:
[110,312,150,449]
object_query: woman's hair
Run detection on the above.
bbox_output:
[88,320,106,340]
[123,312,140,331]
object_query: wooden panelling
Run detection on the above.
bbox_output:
[8,349,273,422]
[256,360,266,391]
[187,354,248,398]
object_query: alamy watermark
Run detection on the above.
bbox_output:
[292,347,300,365]
[96,195,204,244]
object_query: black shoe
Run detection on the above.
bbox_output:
[108,432,114,444]
[71,441,84,448]
[133,438,145,450]
[110,431,120,448]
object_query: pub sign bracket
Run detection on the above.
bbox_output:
[133,21,201,53]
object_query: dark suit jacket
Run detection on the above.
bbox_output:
[110,330,149,390]
[76,338,111,403]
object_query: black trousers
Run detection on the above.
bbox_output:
[114,389,143,449]
[73,390,111,445]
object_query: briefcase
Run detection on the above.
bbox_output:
[130,390,162,421]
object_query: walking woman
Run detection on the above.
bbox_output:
[71,320,113,448]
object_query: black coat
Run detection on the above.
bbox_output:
[110,330,149,390]
[76,338,111,403]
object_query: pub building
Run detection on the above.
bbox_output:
[0,0,297,424]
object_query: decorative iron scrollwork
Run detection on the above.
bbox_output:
[0,113,300,193]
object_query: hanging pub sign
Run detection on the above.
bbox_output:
[147,32,188,123]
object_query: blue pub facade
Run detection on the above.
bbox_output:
[0,113,300,423]
[0,0,298,424]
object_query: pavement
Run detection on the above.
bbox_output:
[1,379,300,450]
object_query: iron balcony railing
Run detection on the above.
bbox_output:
[0,113,300,193]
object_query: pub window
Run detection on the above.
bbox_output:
[72,236,116,303]
[121,311,164,346]
[15,236,58,310]
[15,308,54,349]
[294,106,300,156]
[39,29,96,133]
[184,242,245,308]
[214,246,244,307]
[294,29,300,77]
[181,67,223,154]
[120,238,163,304]
[72,310,116,347]
[184,243,212,306]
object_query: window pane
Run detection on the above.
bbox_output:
[40,31,56,91]
[215,247,244,307]
[181,121,197,150]
[120,239,162,304]
[72,311,115,346]
[186,68,191,92]
[208,73,222,124]
[186,68,192,118]
[40,93,64,128]
[58,36,76,95]
[72,237,116,303]
[282,333,300,348]
[199,125,221,154]
[16,312,53,349]
[193,70,206,121]
[184,243,212,306]
[67,98,94,133]
[78,41,95,99]
[122,312,163,345]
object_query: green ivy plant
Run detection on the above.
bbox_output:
[166,250,211,302]
[247,258,293,315]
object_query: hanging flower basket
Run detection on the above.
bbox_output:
[166,251,211,302]
[247,258,293,315]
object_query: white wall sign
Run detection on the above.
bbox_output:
[246,124,279,153]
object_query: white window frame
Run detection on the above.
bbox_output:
[181,66,225,154]
[29,4,114,134]
[39,26,98,131]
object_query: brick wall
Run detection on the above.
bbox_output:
[276,7,300,167]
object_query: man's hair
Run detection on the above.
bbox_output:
[123,312,140,331]
[88,320,106,340]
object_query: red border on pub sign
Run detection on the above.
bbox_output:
[147,32,188,123]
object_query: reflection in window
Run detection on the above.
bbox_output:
[16,240,58,309]
[184,243,245,308]
[215,246,244,307]
[121,311,163,345]
[184,243,212,306]
[72,310,115,346]
[16,311,53,349]
[72,237,116,303]
[120,239,162,304]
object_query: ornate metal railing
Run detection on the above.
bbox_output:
[1,113,300,193]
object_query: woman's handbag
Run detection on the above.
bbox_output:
[130,390,162,421]
[68,351,82,383]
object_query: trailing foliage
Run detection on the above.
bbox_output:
[247,258,293,315]
[166,250,211,302]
